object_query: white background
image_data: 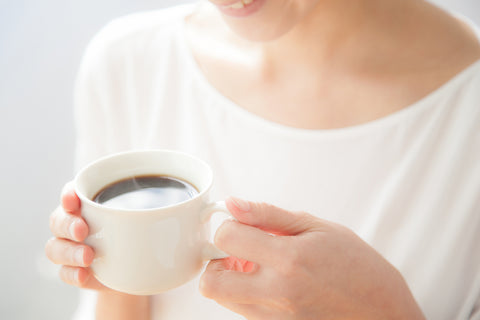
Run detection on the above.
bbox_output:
[0,0,478,319]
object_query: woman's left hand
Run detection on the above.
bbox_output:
[200,197,425,320]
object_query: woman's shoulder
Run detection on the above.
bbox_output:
[79,4,195,69]
[100,5,192,44]
[380,3,480,117]
[428,9,480,82]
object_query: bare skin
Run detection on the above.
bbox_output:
[186,0,480,129]
[46,0,480,318]
[201,199,425,319]
[46,184,151,320]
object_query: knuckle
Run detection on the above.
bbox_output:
[278,245,303,276]
[199,271,215,298]
[256,202,275,222]
[49,207,75,239]
[60,266,91,288]
[263,272,299,313]
[59,266,74,285]
[214,220,236,249]
[269,275,303,314]
[65,217,78,240]
[46,238,66,264]
[46,238,84,266]
[296,211,312,222]
[44,238,55,259]
[274,290,299,314]
[295,211,315,227]
[199,260,224,299]
[69,219,84,242]
[71,246,82,266]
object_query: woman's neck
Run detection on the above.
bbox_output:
[187,0,480,129]
[258,0,411,77]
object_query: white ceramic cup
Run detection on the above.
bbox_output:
[74,149,230,295]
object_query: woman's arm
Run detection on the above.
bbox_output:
[96,292,150,320]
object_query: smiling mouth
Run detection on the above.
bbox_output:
[214,0,264,18]
[221,0,255,10]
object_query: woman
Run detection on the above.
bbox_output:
[46,0,480,319]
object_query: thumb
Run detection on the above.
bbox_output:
[225,197,315,236]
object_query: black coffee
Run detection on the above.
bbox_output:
[93,175,199,210]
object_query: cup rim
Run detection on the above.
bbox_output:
[74,149,213,214]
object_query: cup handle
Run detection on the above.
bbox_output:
[201,201,233,260]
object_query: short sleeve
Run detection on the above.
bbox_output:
[72,5,192,172]
[73,25,116,172]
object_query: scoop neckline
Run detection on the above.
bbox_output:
[177,7,480,139]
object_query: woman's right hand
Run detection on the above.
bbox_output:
[45,181,108,291]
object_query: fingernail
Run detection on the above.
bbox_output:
[69,220,78,240]
[74,248,84,265]
[231,197,250,212]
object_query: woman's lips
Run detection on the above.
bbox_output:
[214,0,265,18]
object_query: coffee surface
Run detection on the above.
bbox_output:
[93,175,199,209]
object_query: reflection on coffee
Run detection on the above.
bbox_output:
[93,175,199,210]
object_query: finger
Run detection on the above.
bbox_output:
[200,259,273,305]
[49,206,89,242]
[226,197,315,235]
[59,266,109,291]
[61,181,81,214]
[45,238,94,267]
[215,220,285,266]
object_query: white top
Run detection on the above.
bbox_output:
[73,4,480,320]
